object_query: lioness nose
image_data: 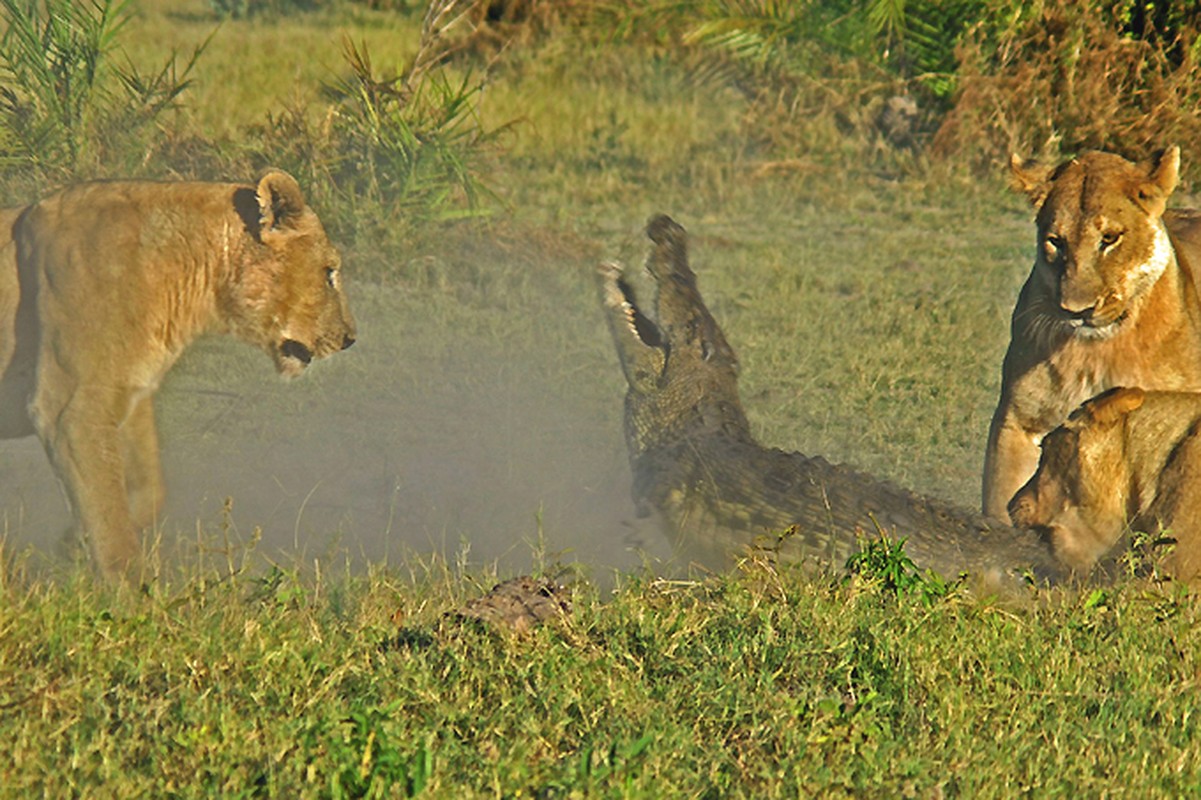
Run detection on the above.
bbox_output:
[1007,490,1036,526]
[342,333,356,350]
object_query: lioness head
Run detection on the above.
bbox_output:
[229,170,357,378]
[1010,147,1179,338]
[1008,387,1146,571]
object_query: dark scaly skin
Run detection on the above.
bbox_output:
[600,215,1066,587]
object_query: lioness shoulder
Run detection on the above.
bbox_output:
[1009,387,1201,583]
[0,171,356,580]
[982,146,1201,521]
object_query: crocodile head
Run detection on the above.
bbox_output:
[598,214,751,460]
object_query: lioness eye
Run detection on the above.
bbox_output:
[1100,232,1121,250]
[325,267,338,288]
[1044,235,1064,260]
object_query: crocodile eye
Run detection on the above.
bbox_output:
[1099,231,1122,251]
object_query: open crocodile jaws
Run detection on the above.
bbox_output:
[599,214,1065,589]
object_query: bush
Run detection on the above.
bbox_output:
[254,0,503,257]
[600,1,1201,177]
[933,1,1201,171]
[0,0,205,190]
[845,535,958,605]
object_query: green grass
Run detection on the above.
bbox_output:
[123,2,423,137]
[3,555,1200,797]
[4,1,1201,795]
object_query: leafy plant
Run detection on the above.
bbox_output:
[328,33,497,223]
[676,1,981,98]
[1117,528,1179,582]
[845,533,958,604]
[321,704,434,798]
[660,1,966,164]
[0,0,129,175]
[259,0,502,251]
[0,0,205,185]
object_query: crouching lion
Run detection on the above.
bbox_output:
[982,146,1201,521]
[1008,387,1201,583]
[0,171,357,580]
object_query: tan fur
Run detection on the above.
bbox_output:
[1009,387,1201,583]
[0,171,356,580]
[983,146,1201,520]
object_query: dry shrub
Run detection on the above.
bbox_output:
[933,2,1201,174]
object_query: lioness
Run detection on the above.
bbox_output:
[1009,387,1201,583]
[983,146,1201,520]
[0,171,356,580]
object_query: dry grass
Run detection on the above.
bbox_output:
[935,3,1201,173]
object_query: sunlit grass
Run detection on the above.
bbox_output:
[2,549,1199,797]
[3,1,1198,795]
[123,2,422,137]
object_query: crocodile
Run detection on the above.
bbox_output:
[599,214,1067,588]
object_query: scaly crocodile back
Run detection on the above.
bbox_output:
[634,433,1063,585]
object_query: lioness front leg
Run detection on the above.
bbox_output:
[31,384,141,580]
[121,395,165,533]
[983,407,1042,522]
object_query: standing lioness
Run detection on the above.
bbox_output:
[983,146,1201,520]
[0,171,356,580]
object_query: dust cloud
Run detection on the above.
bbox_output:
[0,278,676,583]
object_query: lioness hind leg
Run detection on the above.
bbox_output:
[121,395,165,533]
[31,384,142,581]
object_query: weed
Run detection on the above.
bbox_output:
[251,2,504,257]
[844,533,959,604]
[329,36,498,222]
[317,703,433,798]
[1118,528,1179,582]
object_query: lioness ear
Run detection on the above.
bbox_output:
[1135,145,1180,216]
[256,170,307,233]
[1009,153,1056,209]
[1082,387,1146,427]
